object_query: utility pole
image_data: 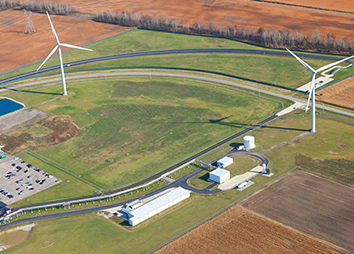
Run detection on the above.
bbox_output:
[24,10,36,35]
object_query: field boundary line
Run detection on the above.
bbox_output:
[17,150,102,190]
[146,166,298,254]
[296,166,354,188]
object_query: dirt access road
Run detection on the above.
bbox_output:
[240,170,354,253]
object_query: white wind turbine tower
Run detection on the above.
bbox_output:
[37,12,92,96]
[286,48,354,133]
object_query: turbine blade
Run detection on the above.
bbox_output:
[60,43,93,51]
[316,55,354,73]
[46,12,60,45]
[305,73,316,111]
[37,45,58,71]
[286,48,315,73]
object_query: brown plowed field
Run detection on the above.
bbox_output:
[316,76,354,110]
[54,0,354,39]
[0,10,130,73]
[156,206,340,254]
[240,170,354,253]
[273,0,354,13]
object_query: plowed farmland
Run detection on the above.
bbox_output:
[240,170,354,253]
[53,0,354,39]
[271,0,354,13]
[156,206,340,254]
[316,76,354,110]
[0,10,129,73]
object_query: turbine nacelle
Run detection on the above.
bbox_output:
[36,12,93,95]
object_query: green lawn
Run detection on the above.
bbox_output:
[1,28,343,91]
[3,112,354,254]
[4,78,282,190]
[37,53,334,89]
[0,29,262,80]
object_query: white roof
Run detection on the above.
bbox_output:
[217,156,233,164]
[129,187,190,220]
[210,167,229,177]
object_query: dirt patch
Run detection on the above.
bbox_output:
[240,170,354,253]
[336,143,351,148]
[156,205,340,254]
[0,115,79,154]
[0,10,130,74]
[52,0,354,39]
[316,76,354,110]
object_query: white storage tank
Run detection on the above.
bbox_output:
[244,135,256,149]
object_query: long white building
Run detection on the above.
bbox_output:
[126,187,190,226]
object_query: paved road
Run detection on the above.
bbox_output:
[4,71,354,118]
[0,149,271,230]
[0,48,350,86]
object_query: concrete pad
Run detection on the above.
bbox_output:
[276,102,305,117]
[297,76,333,92]
[218,166,263,191]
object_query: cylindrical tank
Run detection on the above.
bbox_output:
[244,136,256,149]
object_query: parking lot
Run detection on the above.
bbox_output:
[0,155,61,206]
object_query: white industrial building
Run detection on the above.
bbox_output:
[216,156,233,168]
[125,187,190,226]
[244,136,256,149]
[209,168,230,183]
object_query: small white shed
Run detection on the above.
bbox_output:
[209,168,230,183]
[216,156,233,168]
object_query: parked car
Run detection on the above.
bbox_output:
[27,175,31,178]
[18,190,24,195]
[7,195,13,198]
[11,163,16,167]
[24,170,28,173]
[26,164,32,168]
[16,187,20,191]
[16,166,22,170]
[35,179,40,183]
[39,179,46,184]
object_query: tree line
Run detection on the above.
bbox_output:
[0,0,77,15]
[95,10,354,55]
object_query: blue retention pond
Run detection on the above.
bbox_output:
[0,98,24,117]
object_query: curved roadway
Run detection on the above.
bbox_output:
[0,48,349,86]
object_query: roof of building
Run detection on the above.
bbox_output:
[129,187,190,220]
[210,167,230,177]
[217,156,233,164]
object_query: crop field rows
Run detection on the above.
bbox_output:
[240,171,354,253]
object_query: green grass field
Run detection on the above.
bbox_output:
[3,112,354,254]
[0,29,262,80]
[5,77,282,190]
[2,29,345,91]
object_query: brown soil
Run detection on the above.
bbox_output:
[55,0,354,39]
[0,115,79,154]
[316,76,354,110]
[156,205,340,254]
[0,10,130,73]
[272,0,354,13]
[240,170,354,253]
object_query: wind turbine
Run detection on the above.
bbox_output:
[37,12,92,96]
[286,48,354,133]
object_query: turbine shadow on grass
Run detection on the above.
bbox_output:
[5,88,62,96]
[157,119,308,132]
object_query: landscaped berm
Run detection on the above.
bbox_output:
[1,78,282,189]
